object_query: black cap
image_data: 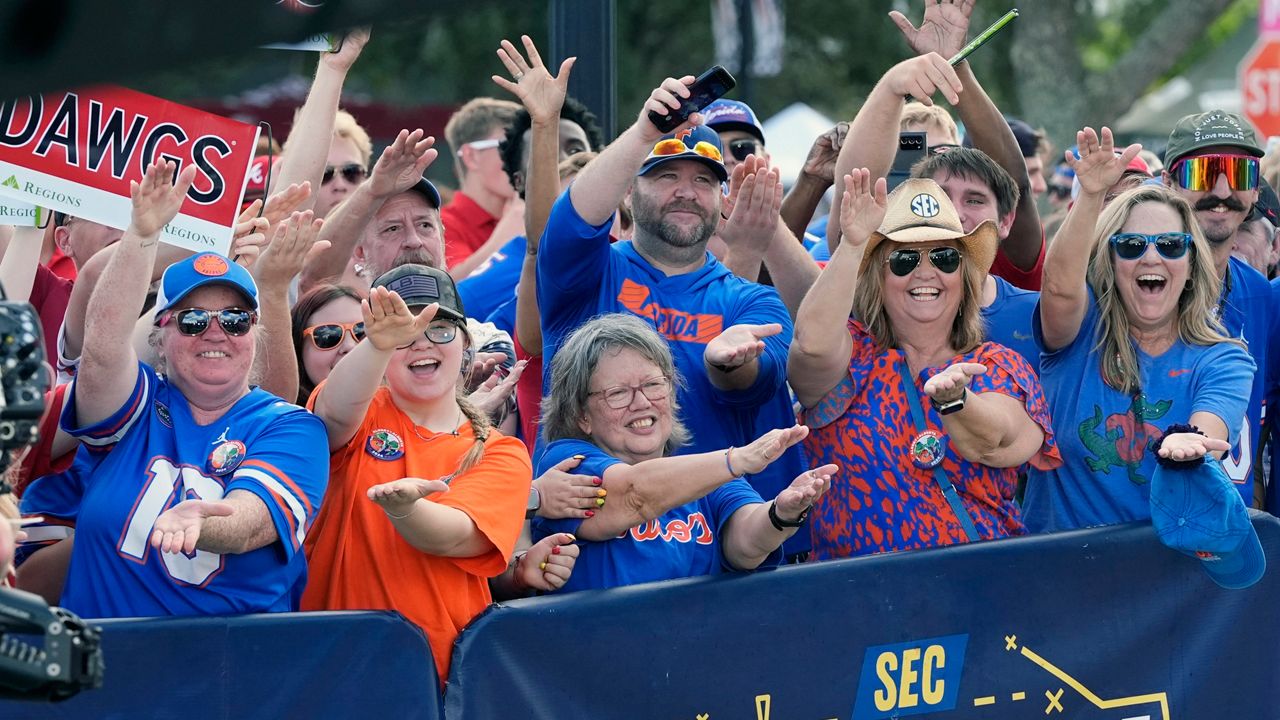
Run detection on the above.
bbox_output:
[1164,110,1264,167]
[371,264,465,323]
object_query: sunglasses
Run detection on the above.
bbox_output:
[466,138,501,151]
[651,137,723,163]
[322,163,368,185]
[1170,154,1259,192]
[1109,232,1192,261]
[886,247,962,276]
[303,321,366,350]
[588,376,671,409]
[727,139,759,162]
[160,308,258,337]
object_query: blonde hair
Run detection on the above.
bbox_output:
[1086,185,1241,394]
[444,98,521,180]
[332,110,373,167]
[900,102,960,145]
[851,240,986,353]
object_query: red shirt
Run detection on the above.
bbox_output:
[989,233,1045,291]
[440,191,498,268]
[46,248,77,282]
[29,264,72,368]
[513,333,542,455]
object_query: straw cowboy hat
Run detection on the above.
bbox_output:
[857,177,999,278]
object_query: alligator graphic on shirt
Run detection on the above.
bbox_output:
[1078,396,1172,485]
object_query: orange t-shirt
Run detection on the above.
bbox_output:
[302,386,532,684]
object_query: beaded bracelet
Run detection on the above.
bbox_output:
[725,447,743,478]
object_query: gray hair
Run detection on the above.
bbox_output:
[541,314,690,453]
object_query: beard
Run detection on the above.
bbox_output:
[1193,195,1248,244]
[630,190,717,249]
[365,247,439,281]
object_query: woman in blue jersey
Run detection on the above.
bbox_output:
[1025,127,1254,531]
[532,313,836,593]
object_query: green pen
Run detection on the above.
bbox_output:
[949,8,1019,66]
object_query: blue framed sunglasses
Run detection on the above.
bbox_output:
[1108,232,1192,261]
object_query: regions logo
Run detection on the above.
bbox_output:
[852,634,968,720]
[1,176,17,190]
[208,440,246,476]
[365,429,405,461]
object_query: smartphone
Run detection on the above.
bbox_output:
[647,66,737,133]
[887,132,927,192]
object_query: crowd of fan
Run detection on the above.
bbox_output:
[0,2,1275,686]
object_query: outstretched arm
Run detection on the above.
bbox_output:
[720,463,836,569]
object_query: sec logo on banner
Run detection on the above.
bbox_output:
[852,634,968,720]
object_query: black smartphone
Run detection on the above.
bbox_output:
[647,65,737,133]
[887,132,927,192]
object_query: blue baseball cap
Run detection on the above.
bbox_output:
[638,125,728,183]
[1150,459,1266,590]
[409,176,442,208]
[155,252,259,314]
[702,99,765,144]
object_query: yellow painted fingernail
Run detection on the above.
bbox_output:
[539,562,547,570]
[597,489,607,498]
[596,498,606,507]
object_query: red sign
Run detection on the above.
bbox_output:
[0,86,259,254]
[1241,38,1280,139]
[1265,0,1280,36]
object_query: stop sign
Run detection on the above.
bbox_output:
[1241,38,1280,138]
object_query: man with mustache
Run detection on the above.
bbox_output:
[535,76,811,561]
[1162,110,1275,509]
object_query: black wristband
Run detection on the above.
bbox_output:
[768,500,809,530]
[1151,423,1206,468]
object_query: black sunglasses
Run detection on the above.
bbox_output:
[322,163,368,185]
[727,139,760,162]
[163,308,258,337]
[886,247,962,276]
[1109,232,1192,261]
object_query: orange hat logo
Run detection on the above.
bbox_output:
[193,254,229,277]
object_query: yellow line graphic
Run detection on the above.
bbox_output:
[1011,691,1026,701]
[973,696,996,706]
[1018,645,1170,720]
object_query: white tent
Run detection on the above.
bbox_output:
[761,102,837,187]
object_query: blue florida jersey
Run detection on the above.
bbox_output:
[57,363,329,618]
[1217,257,1273,502]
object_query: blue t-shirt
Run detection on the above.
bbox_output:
[54,363,329,618]
[531,439,773,592]
[1024,292,1254,532]
[1216,256,1273,502]
[537,190,809,555]
[484,293,518,338]
[1266,277,1280,512]
[982,275,1041,372]
[456,234,526,327]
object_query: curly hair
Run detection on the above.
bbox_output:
[499,96,605,198]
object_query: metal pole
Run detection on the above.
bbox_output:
[736,0,754,104]
[549,0,616,139]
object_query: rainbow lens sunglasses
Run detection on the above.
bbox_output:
[1169,154,1259,192]
[650,137,723,163]
[159,308,258,337]
[1108,232,1192,261]
[303,321,366,350]
[886,247,962,276]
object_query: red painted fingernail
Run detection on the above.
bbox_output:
[592,477,602,486]
[585,510,595,517]
[551,546,561,555]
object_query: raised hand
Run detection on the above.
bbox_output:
[321,27,371,73]
[260,182,313,230]
[533,454,605,519]
[923,362,986,405]
[800,122,850,186]
[149,499,234,555]
[367,129,437,199]
[254,210,328,289]
[774,463,838,522]
[361,286,439,351]
[889,0,974,60]
[720,155,783,256]
[492,35,576,124]
[1067,127,1142,197]
[467,358,527,416]
[518,533,579,592]
[639,76,698,141]
[367,477,450,519]
[130,160,198,237]
[881,54,963,107]
[839,169,889,249]
[704,322,782,372]
[734,424,810,477]
[230,210,270,268]
[1157,433,1231,463]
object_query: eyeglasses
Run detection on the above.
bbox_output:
[322,163,368,185]
[886,247,962,276]
[1048,184,1073,200]
[159,308,258,337]
[650,137,723,163]
[396,322,459,350]
[727,139,759,162]
[1109,232,1192,261]
[1170,154,1259,192]
[588,376,672,409]
[465,138,501,151]
[303,321,365,350]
